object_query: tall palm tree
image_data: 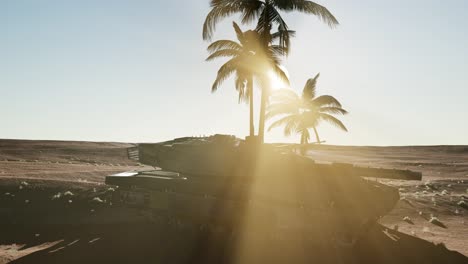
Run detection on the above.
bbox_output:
[203,0,338,50]
[203,0,339,143]
[207,22,288,137]
[266,73,348,153]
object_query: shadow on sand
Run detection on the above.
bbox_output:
[1,223,466,264]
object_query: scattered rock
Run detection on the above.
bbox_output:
[429,215,447,228]
[457,200,467,209]
[403,216,414,224]
[92,197,105,203]
[52,193,62,200]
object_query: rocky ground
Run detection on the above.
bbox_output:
[0,139,466,263]
[306,144,468,256]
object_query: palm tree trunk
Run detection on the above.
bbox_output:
[300,131,306,155]
[257,3,272,144]
[248,75,254,137]
[313,127,321,144]
[258,78,270,144]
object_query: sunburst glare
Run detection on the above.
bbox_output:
[268,66,290,90]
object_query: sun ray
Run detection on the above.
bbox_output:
[268,66,290,90]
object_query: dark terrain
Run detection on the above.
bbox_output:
[0,139,466,263]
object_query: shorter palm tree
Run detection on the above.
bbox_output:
[207,22,289,140]
[206,22,260,137]
[266,73,347,153]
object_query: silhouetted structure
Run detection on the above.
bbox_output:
[105,135,423,263]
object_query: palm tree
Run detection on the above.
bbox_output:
[206,22,288,138]
[266,73,348,153]
[203,0,339,143]
[203,0,338,50]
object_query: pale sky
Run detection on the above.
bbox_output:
[1,1,467,146]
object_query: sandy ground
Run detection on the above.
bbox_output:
[306,145,468,256]
[0,139,467,263]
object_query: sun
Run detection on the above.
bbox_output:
[268,66,290,90]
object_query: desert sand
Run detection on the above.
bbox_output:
[0,139,466,263]
[305,144,468,256]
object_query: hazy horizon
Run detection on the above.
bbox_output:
[2,1,468,146]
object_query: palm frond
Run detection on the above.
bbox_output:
[268,114,297,132]
[270,88,299,102]
[302,72,319,100]
[211,57,239,92]
[271,30,296,40]
[272,0,339,27]
[266,103,299,119]
[272,63,290,86]
[269,45,288,56]
[283,115,300,136]
[319,113,348,132]
[203,6,240,41]
[271,29,295,54]
[235,71,248,103]
[207,40,242,53]
[300,111,320,128]
[240,1,264,24]
[232,22,245,44]
[312,95,342,107]
[206,49,241,61]
[319,106,348,115]
[256,4,289,38]
[203,0,264,40]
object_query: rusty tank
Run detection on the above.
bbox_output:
[106,135,422,246]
